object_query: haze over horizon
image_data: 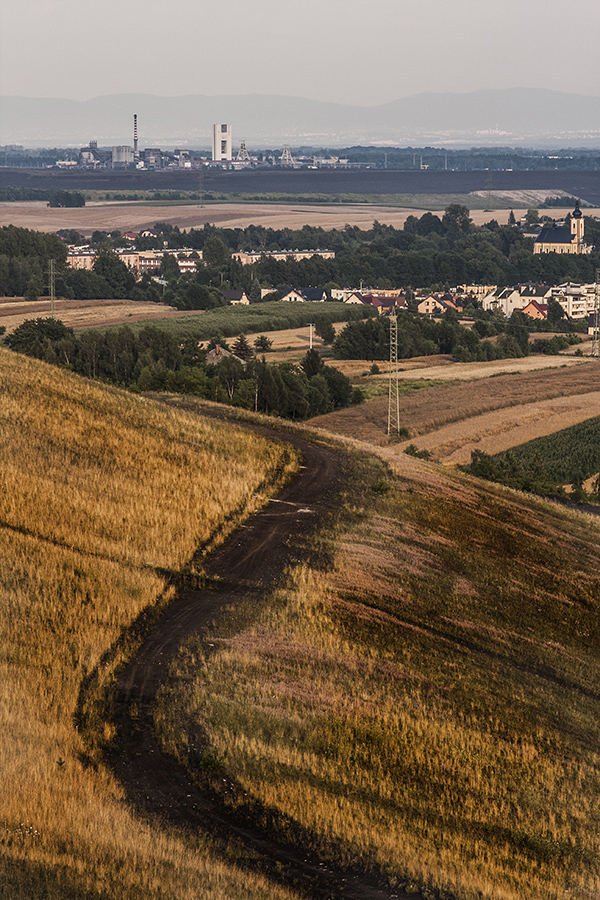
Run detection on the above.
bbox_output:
[2,0,600,108]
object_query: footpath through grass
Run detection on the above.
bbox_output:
[157,450,600,900]
[0,348,298,900]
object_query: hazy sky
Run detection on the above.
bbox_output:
[2,0,599,104]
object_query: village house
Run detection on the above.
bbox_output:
[481,284,549,317]
[417,296,447,316]
[280,288,327,302]
[519,300,548,320]
[222,289,250,305]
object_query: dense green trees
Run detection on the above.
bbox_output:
[330,307,562,363]
[4,318,359,421]
[92,249,136,298]
[1,213,598,306]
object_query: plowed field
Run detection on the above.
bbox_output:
[310,357,600,463]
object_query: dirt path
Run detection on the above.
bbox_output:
[108,412,403,900]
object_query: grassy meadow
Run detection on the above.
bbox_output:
[156,451,600,900]
[0,347,298,900]
[123,300,368,344]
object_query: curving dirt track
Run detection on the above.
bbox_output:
[108,416,404,900]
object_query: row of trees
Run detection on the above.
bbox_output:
[2,209,599,304]
[4,318,360,420]
[331,307,582,364]
[119,211,600,296]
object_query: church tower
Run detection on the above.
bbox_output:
[570,199,584,251]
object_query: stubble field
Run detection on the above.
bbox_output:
[310,356,600,463]
[0,200,540,236]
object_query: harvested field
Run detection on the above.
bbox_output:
[0,296,205,333]
[310,357,600,457]
[0,201,547,235]
[409,390,600,465]
[330,352,589,381]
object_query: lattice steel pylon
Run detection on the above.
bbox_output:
[593,268,600,358]
[236,140,250,162]
[387,313,400,435]
[280,145,295,166]
[48,259,55,315]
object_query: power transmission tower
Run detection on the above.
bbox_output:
[48,259,55,315]
[387,313,400,435]
[593,268,600,358]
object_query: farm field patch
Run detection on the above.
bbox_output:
[310,356,600,456]
[0,295,202,333]
[0,200,550,235]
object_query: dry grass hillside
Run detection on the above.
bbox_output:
[0,348,298,900]
[5,338,600,900]
[158,446,600,900]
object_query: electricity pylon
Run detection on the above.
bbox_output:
[387,313,400,435]
[48,259,55,315]
[593,269,600,358]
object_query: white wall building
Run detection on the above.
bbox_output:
[111,145,134,168]
[212,124,232,161]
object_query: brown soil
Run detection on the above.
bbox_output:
[106,407,404,900]
[310,357,600,456]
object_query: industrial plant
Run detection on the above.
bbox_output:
[71,115,352,171]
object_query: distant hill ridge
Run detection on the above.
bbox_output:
[1,88,600,148]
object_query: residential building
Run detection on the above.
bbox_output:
[547,283,598,319]
[417,296,447,316]
[232,249,335,265]
[222,289,250,305]
[482,284,549,317]
[520,300,548,320]
[280,288,327,302]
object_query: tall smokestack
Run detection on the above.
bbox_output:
[133,114,138,156]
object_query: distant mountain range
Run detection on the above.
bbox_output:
[1,89,599,149]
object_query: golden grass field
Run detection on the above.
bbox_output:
[310,356,600,459]
[0,347,299,900]
[0,296,202,334]
[157,448,600,900]
[5,327,600,899]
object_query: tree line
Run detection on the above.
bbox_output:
[3,318,361,420]
[330,306,583,363]
[1,208,599,305]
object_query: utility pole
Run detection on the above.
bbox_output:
[593,269,600,358]
[48,259,55,315]
[387,313,400,435]
[309,323,315,349]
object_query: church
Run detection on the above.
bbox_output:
[533,200,591,255]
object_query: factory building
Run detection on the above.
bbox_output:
[212,123,232,162]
